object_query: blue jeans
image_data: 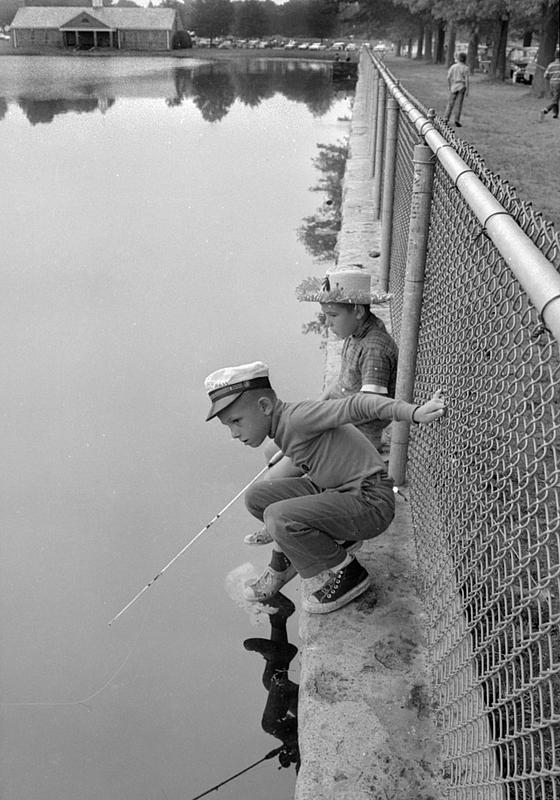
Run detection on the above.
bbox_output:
[245,474,395,579]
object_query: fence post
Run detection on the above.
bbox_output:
[389,143,435,486]
[369,68,379,177]
[378,95,399,291]
[372,80,387,219]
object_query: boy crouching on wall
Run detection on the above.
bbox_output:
[204,361,445,614]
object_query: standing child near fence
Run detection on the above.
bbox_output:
[204,361,445,613]
[243,266,398,547]
[443,52,470,128]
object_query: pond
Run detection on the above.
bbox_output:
[0,56,353,800]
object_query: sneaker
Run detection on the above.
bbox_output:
[303,559,371,614]
[455,121,462,127]
[543,108,549,115]
[244,563,297,602]
[243,528,273,546]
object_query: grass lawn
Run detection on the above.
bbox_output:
[383,55,560,231]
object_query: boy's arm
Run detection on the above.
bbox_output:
[411,390,446,424]
[291,391,446,434]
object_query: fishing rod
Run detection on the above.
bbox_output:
[189,746,283,800]
[108,450,284,626]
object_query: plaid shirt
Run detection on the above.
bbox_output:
[329,314,398,448]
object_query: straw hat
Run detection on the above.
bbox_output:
[296,265,390,305]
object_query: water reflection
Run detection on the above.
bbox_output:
[243,592,300,774]
[0,57,350,125]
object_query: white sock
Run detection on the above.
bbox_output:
[335,553,353,572]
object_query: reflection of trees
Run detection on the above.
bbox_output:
[298,140,348,261]
[298,140,349,343]
[0,97,7,122]
[191,68,236,122]
[167,60,339,119]
[233,68,275,108]
[16,97,114,126]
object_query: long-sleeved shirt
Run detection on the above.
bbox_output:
[269,394,416,495]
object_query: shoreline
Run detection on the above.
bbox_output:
[0,42,345,62]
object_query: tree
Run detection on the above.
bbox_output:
[191,0,234,42]
[531,0,560,96]
[307,0,338,41]
[233,0,269,38]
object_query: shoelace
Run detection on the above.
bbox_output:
[316,569,343,600]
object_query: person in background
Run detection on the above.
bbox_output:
[543,51,560,119]
[443,51,470,128]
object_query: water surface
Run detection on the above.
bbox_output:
[0,56,352,800]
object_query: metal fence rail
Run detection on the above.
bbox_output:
[361,49,560,800]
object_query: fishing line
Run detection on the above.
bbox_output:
[2,455,283,707]
[108,453,283,626]
[0,612,147,709]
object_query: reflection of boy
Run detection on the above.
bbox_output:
[243,267,397,547]
[244,592,300,772]
[204,361,445,614]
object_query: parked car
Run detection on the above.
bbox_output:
[298,42,310,50]
[308,42,326,50]
[508,46,538,83]
[331,41,346,51]
[284,39,297,49]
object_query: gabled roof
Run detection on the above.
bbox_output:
[10,7,177,31]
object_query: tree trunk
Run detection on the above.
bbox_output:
[446,23,456,67]
[407,37,412,58]
[490,14,509,81]
[415,20,424,59]
[435,20,445,64]
[467,25,479,74]
[395,38,402,57]
[424,21,433,62]
[522,30,533,47]
[532,1,560,97]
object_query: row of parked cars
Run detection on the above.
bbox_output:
[192,36,362,52]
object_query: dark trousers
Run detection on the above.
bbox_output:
[444,88,466,123]
[245,474,395,579]
[545,84,559,117]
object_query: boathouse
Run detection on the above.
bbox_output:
[9,2,181,51]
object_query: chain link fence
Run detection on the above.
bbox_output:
[362,50,560,800]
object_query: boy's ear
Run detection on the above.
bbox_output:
[257,396,274,416]
[354,304,367,320]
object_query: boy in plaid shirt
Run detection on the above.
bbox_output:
[243,266,398,547]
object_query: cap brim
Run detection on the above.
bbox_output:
[205,391,244,422]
